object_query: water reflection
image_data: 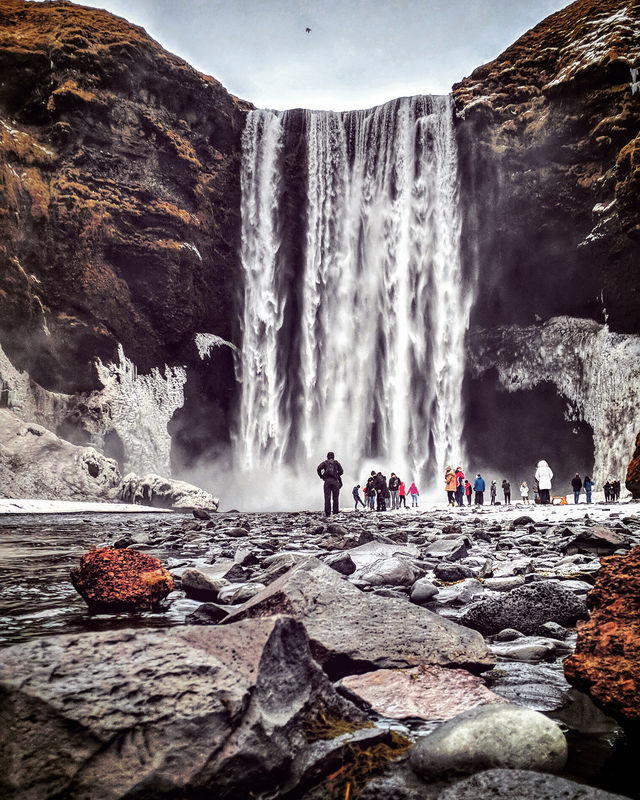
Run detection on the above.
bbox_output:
[0,513,192,647]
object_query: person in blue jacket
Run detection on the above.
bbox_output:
[474,473,486,505]
[583,475,594,504]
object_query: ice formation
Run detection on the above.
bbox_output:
[469,317,640,483]
[92,344,187,476]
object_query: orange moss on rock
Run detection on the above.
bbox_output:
[564,545,640,727]
[70,546,174,611]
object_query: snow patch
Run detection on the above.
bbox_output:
[180,242,202,261]
[544,7,640,90]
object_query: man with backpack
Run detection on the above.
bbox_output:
[317,451,344,516]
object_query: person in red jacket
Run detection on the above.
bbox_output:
[398,480,407,508]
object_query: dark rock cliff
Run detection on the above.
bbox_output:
[454,0,640,332]
[453,0,640,484]
[0,0,249,398]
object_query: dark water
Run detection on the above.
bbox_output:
[0,512,198,647]
[0,513,637,799]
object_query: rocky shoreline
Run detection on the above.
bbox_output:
[1,502,639,798]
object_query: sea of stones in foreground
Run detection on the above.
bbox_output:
[1,502,639,799]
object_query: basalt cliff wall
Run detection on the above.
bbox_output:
[453,0,640,485]
[0,0,250,477]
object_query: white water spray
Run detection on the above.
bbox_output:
[236,95,470,494]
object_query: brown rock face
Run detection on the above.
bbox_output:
[625,430,640,498]
[564,545,640,727]
[453,0,640,333]
[0,0,249,395]
[70,547,174,610]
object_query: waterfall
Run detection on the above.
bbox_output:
[236,95,469,492]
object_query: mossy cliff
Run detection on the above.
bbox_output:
[0,0,249,396]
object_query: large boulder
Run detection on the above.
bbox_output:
[0,409,121,501]
[225,557,493,679]
[0,617,367,800]
[409,705,567,780]
[459,580,588,636]
[564,546,640,727]
[70,547,173,611]
[118,472,219,511]
[437,768,629,800]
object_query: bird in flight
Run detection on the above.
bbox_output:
[305,27,312,33]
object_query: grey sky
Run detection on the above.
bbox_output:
[74,0,569,110]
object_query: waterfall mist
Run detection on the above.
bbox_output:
[232,95,470,510]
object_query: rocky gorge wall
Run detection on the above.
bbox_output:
[0,0,248,479]
[453,0,640,486]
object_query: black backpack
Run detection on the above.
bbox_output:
[324,460,338,479]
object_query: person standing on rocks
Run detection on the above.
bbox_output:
[408,481,419,507]
[389,473,401,509]
[474,473,485,505]
[502,479,511,505]
[520,481,530,504]
[571,473,583,504]
[490,480,497,504]
[317,451,343,517]
[373,471,388,512]
[583,475,594,504]
[455,466,465,507]
[464,479,472,505]
[445,466,457,506]
[366,473,376,510]
[613,479,621,501]
[398,479,407,508]
[352,484,365,510]
[535,460,553,505]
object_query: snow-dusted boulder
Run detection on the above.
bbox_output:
[117,472,219,512]
[0,409,121,501]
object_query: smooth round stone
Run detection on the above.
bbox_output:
[409,704,567,780]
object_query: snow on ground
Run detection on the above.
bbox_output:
[0,498,175,515]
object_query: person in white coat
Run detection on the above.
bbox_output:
[535,460,553,504]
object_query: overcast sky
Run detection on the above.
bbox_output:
[73,0,569,110]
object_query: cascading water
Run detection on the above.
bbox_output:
[236,95,470,496]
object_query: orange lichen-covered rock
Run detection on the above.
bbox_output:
[564,545,640,728]
[625,430,640,499]
[71,547,174,611]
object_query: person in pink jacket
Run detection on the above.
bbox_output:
[408,481,419,507]
[398,481,407,508]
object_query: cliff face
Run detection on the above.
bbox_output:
[454,0,640,484]
[454,0,640,332]
[0,0,249,397]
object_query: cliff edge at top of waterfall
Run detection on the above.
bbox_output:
[0,0,251,397]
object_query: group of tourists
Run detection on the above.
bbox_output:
[317,451,620,517]
[353,472,420,512]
